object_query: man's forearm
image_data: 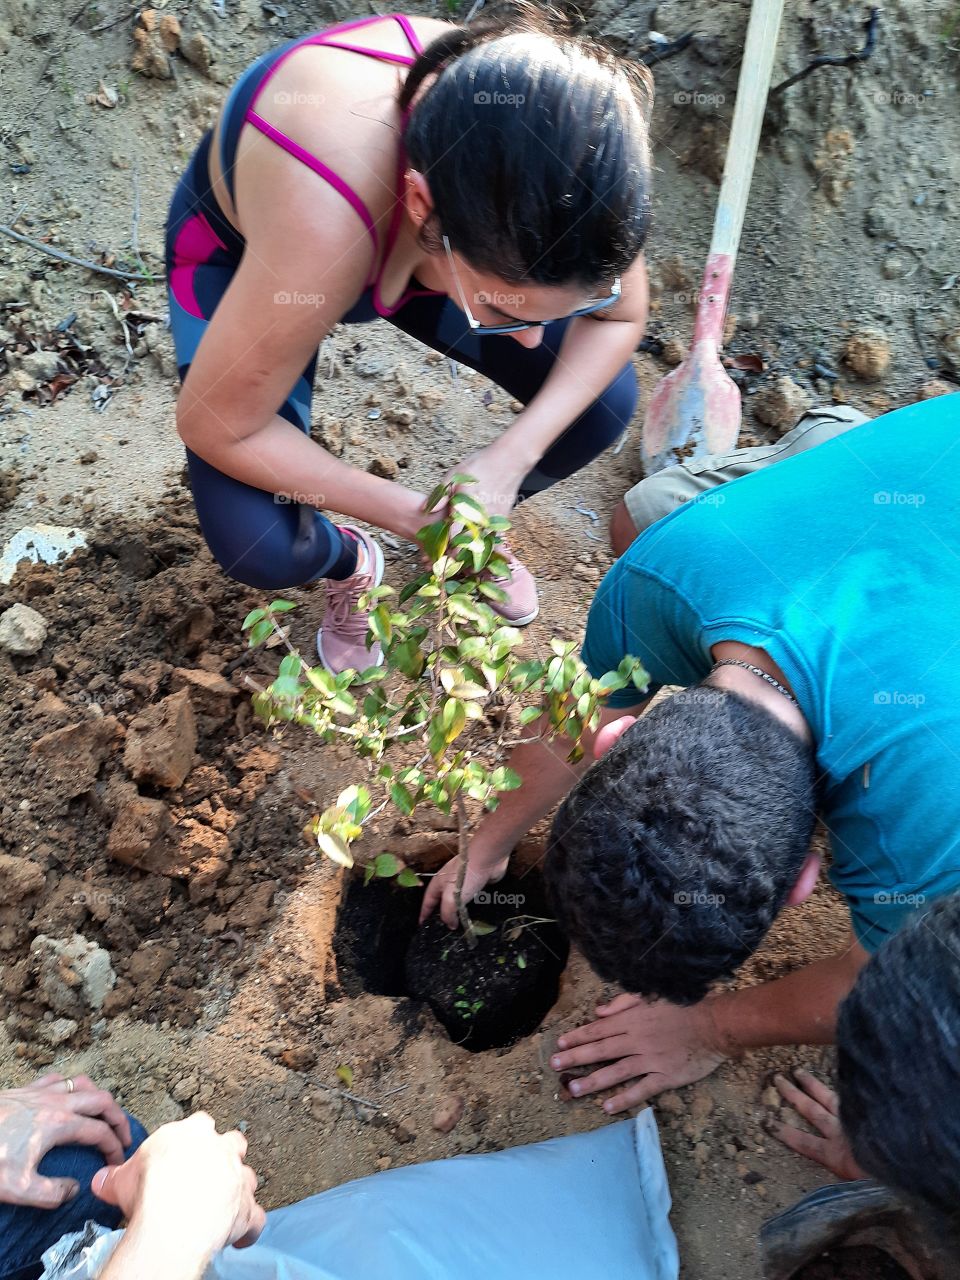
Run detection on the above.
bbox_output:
[705,935,869,1053]
[470,705,645,864]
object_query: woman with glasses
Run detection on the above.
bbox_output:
[167,1,652,673]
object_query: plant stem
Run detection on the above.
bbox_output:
[454,793,477,949]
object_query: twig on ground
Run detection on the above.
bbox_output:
[640,32,694,67]
[309,1078,408,1112]
[0,223,152,282]
[771,8,880,96]
[454,794,477,948]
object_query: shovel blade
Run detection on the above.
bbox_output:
[641,342,742,475]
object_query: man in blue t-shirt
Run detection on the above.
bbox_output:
[421,396,960,1111]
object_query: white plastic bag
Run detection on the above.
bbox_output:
[42,1110,678,1280]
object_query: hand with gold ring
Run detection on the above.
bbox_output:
[0,1073,133,1209]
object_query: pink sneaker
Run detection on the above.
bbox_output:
[486,544,539,626]
[316,528,385,675]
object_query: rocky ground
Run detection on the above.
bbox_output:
[1,1,958,1277]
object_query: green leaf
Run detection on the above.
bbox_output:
[451,491,488,523]
[632,663,651,691]
[517,953,527,969]
[364,863,376,886]
[369,604,393,645]
[417,519,450,562]
[389,781,415,816]
[441,697,467,744]
[471,920,496,937]
[519,705,542,726]
[396,867,422,888]
[241,607,266,630]
[425,481,451,512]
[478,581,508,603]
[336,1064,354,1089]
[596,671,627,693]
[270,674,302,699]
[305,666,336,695]
[374,853,401,878]
[448,472,478,486]
[278,652,301,678]
[391,638,425,680]
[268,599,298,613]
[317,832,354,868]
[247,618,273,647]
[490,766,522,791]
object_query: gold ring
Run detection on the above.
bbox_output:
[64,1077,75,1094]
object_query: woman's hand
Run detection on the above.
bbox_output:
[0,1074,133,1209]
[439,443,529,519]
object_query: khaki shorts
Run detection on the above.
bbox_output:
[624,406,870,534]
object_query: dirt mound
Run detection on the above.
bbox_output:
[0,497,310,1059]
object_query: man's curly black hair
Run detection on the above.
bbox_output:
[838,896,960,1251]
[545,685,817,1004]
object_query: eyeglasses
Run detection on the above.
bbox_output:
[442,234,621,336]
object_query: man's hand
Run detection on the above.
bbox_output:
[550,994,727,1113]
[420,852,510,928]
[0,1074,132,1209]
[768,1070,866,1181]
[95,1113,265,1280]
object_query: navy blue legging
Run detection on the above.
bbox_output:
[166,133,638,590]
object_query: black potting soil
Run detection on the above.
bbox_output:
[791,1245,912,1280]
[333,871,569,1051]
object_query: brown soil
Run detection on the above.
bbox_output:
[793,1245,912,1280]
[1,1,958,1277]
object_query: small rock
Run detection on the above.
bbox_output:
[31,933,116,1013]
[39,1017,78,1046]
[657,1091,684,1116]
[661,337,687,366]
[181,31,215,73]
[843,328,891,381]
[760,1086,781,1109]
[20,350,60,382]
[863,205,896,238]
[107,797,176,874]
[31,718,122,797]
[742,1169,764,1185]
[281,1046,318,1072]
[169,667,238,719]
[881,255,905,280]
[693,1141,710,1166]
[172,1074,199,1103]
[124,689,197,788]
[368,455,398,480]
[432,1093,465,1133]
[0,854,45,906]
[0,602,48,655]
[228,881,276,930]
[919,379,957,400]
[131,9,176,77]
[753,376,812,434]
[127,941,176,988]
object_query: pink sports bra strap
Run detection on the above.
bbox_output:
[245,108,380,255]
[241,15,425,281]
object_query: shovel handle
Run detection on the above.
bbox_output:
[710,0,787,263]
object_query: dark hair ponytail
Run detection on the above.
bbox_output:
[400,2,653,289]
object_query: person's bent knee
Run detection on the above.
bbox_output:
[610,499,640,556]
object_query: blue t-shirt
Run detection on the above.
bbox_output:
[582,398,960,951]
